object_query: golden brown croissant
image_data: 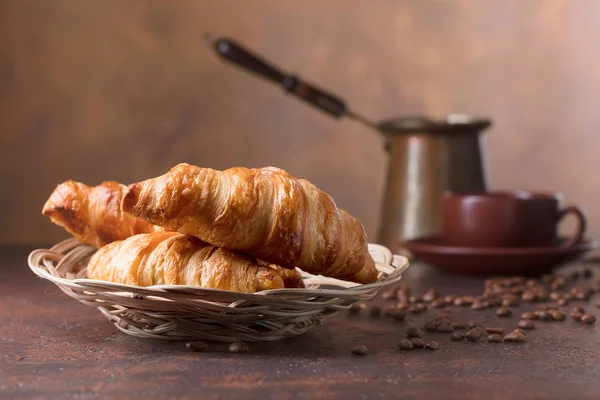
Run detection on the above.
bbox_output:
[86,231,285,292]
[260,262,305,289]
[122,163,378,284]
[42,180,162,248]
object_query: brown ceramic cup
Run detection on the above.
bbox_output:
[441,191,586,248]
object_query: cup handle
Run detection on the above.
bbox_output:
[558,205,587,249]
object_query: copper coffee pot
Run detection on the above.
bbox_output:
[209,37,491,252]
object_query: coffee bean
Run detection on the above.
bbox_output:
[451,332,465,341]
[425,341,439,350]
[549,292,561,301]
[351,344,369,356]
[485,327,505,335]
[453,298,466,307]
[535,310,552,321]
[581,314,596,324]
[518,320,535,330]
[502,295,520,307]
[397,302,409,311]
[409,296,420,304]
[550,310,566,321]
[521,312,538,320]
[406,327,422,338]
[571,312,584,321]
[467,320,480,329]
[512,328,527,336]
[348,303,361,314]
[572,306,586,314]
[422,289,438,302]
[496,307,512,318]
[557,298,569,307]
[521,291,536,302]
[229,341,250,354]
[452,321,467,330]
[409,338,425,349]
[436,316,451,325]
[382,291,397,301]
[369,305,382,317]
[185,341,208,352]
[437,324,455,333]
[551,277,566,290]
[431,299,445,309]
[466,328,482,342]
[503,332,527,343]
[487,334,503,342]
[424,321,437,332]
[471,302,487,310]
[444,295,457,305]
[397,339,413,350]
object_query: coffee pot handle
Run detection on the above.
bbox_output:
[212,37,348,118]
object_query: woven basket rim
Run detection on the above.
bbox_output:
[26,238,410,342]
[27,238,410,299]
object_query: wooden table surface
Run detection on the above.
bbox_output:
[2,246,600,400]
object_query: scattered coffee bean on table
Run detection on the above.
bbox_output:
[369,305,382,317]
[466,328,482,342]
[185,341,208,352]
[496,307,512,317]
[467,320,480,329]
[503,332,527,343]
[487,334,503,343]
[485,327,505,335]
[351,344,369,356]
[549,291,561,301]
[444,295,457,304]
[406,327,422,338]
[572,306,586,314]
[422,289,438,302]
[535,310,552,321]
[451,332,465,341]
[557,298,569,307]
[581,314,596,324]
[398,339,414,350]
[521,312,538,320]
[522,291,536,302]
[409,338,425,349]
[512,328,527,336]
[425,341,439,350]
[571,312,584,321]
[229,341,250,354]
[518,320,535,330]
[502,295,520,307]
[550,310,566,321]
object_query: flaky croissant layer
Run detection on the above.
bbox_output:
[122,163,378,284]
[87,232,285,293]
[42,180,162,248]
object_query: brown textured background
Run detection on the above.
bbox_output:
[1,0,599,246]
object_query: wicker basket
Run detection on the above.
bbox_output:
[27,239,409,342]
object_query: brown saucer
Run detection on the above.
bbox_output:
[403,236,598,276]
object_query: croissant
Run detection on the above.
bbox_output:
[261,262,305,289]
[86,231,285,292]
[42,180,162,248]
[122,163,378,284]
